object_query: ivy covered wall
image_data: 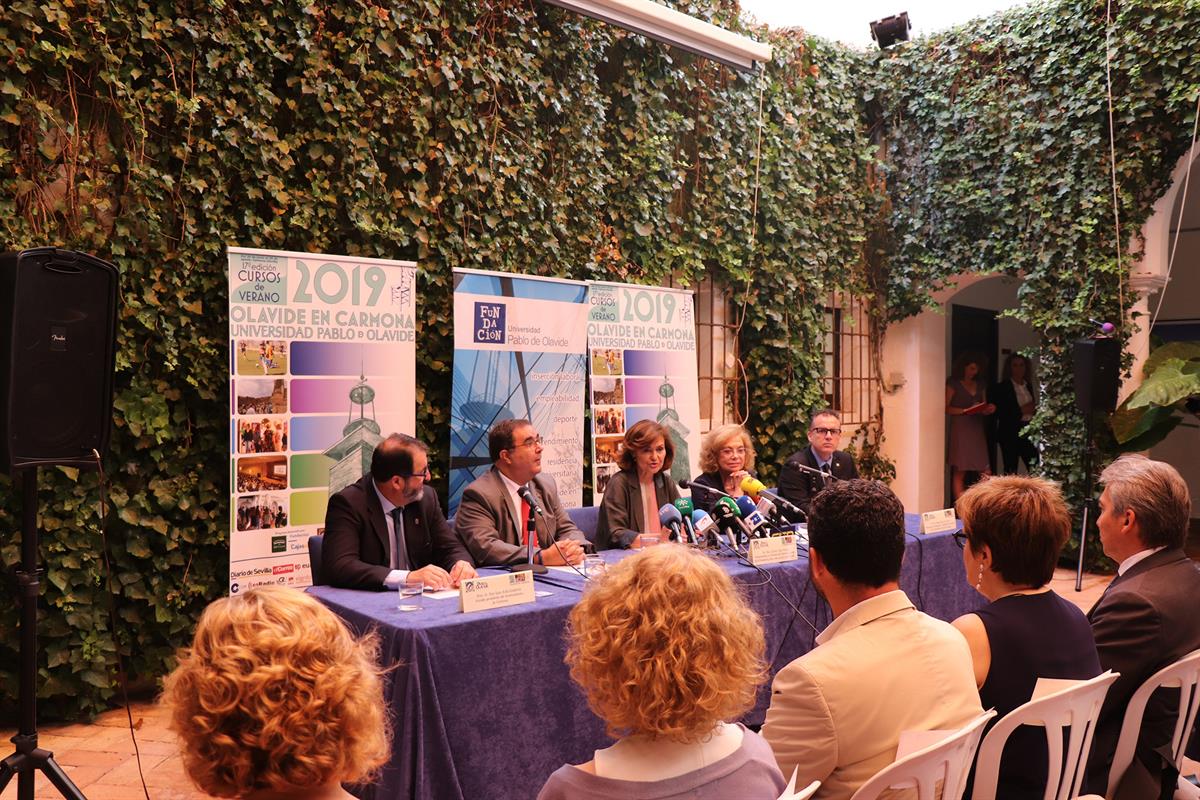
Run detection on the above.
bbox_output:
[0,0,1197,715]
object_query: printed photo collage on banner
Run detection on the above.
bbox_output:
[228,248,417,592]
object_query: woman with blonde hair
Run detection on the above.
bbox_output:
[691,423,756,512]
[538,546,785,799]
[161,586,390,799]
[595,419,681,549]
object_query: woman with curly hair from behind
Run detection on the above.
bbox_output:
[161,586,390,799]
[538,545,785,799]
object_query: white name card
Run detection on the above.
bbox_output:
[920,508,957,535]
[459,571,536,614]
[748,534,798,566]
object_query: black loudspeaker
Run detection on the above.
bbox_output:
[0,248,119,471]
[1073,337,1121,415]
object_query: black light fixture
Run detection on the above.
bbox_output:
[870,12,911,49]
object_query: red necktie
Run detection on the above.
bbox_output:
[520,497,532,546]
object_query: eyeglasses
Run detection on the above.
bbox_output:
[810,427,842,437]
[513,435,543,450]
[398,467,431,480]
[952,531,969,549]
[719,447,747,457]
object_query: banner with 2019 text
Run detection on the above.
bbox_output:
[587,282,701,503]
[448,269,589,514]
[227,247,416,593]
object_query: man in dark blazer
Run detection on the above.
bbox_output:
[323,434,476,591]
[455,418,587,567]
[1085,455,1200,800]
[777,408,859,520]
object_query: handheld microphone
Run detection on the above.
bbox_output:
[673,498,698,544]
[735,495,770,538]
[658,503,684,542]
[713,497,748,549]
[740,476,805,519]
[691,509,720,549]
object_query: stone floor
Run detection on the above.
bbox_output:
[0,567,1193,799]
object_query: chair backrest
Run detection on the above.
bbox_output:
[971,671,1120,800]
[1105,649,1200,798]
[777,768,820,800]
[308,534,325,586]
[850,710,997,800]
[566,505,600,543]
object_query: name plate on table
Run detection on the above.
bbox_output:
[920,508,957,535]
[459,572,536,614]
[748,534,798,566]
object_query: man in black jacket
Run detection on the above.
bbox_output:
[778,408,859,520]
[323,434,476,591]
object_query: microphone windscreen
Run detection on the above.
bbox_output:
[673,497,695,515]
[735,495,758,517]
[741,476,767,497]
[658,503,683,526]
[691,509,716,532]
[716,496,743,517]
[677,479,691,490]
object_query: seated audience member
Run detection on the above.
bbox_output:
[952,476,1101,799]
[539,545,786,800]
[762,479,981,798]
[595,420,682,549]
[690,423,756,513]
[777,409,859,519]
[1085,455,1200,800]
[456,418,588,566]
[323,433,476,591]
[161,586,389,799]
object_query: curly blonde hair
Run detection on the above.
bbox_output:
[161,587,390,797]
[698,424,756,475]
[565,546,767,742]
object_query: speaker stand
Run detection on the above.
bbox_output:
[0,468,88,800]
[1074,412,1097,593]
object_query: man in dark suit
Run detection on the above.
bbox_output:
[777,408,859,520]
[455,419,587,567]
[323,434,476,591]
[1085,454,1200,800]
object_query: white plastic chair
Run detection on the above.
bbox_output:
[777,767,820,800]
[970,670,1120,800]
[850,710,997,800]
[1104,649,1200,799]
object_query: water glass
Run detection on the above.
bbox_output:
[638,534,661,549]
[398,577,424,612]
[583,554,607,580]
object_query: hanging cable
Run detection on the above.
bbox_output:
[1104,0,1125,325]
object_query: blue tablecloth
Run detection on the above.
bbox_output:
[308,514,982,800]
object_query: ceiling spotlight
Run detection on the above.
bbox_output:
[870,12,911,49]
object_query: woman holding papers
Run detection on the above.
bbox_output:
[538,546,786,800]
[951,476,1100,799]
[690,424,757,512]
[946,352,996,500]
[595,420,681,549]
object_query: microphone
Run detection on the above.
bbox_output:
[691,509,720,549]
[713,496,749,550]
[673,498,698,544]
[740,476,806,519]
[658,504,684,542]
[679,478,731,500]
[734,495,770,538]
[517,486,545,516]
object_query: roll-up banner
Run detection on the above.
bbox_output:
[227,247,416,592]
[448,269,590,514]
[587,282,701,502]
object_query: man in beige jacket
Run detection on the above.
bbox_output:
[762,479,982,798]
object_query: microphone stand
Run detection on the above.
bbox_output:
[511,492,547,575]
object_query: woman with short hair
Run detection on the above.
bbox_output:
[952,476,1100,799]
[161,586,389,799]
[539,546,785,799]
[595,419,681,549]
[691,423,757,512]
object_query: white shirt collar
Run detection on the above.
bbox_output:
[372,480,398,515]
[1117,546,1167,576]
[815,589,914,646]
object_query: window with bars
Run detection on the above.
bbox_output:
[694,279,740,432]
[822,291,879,431]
